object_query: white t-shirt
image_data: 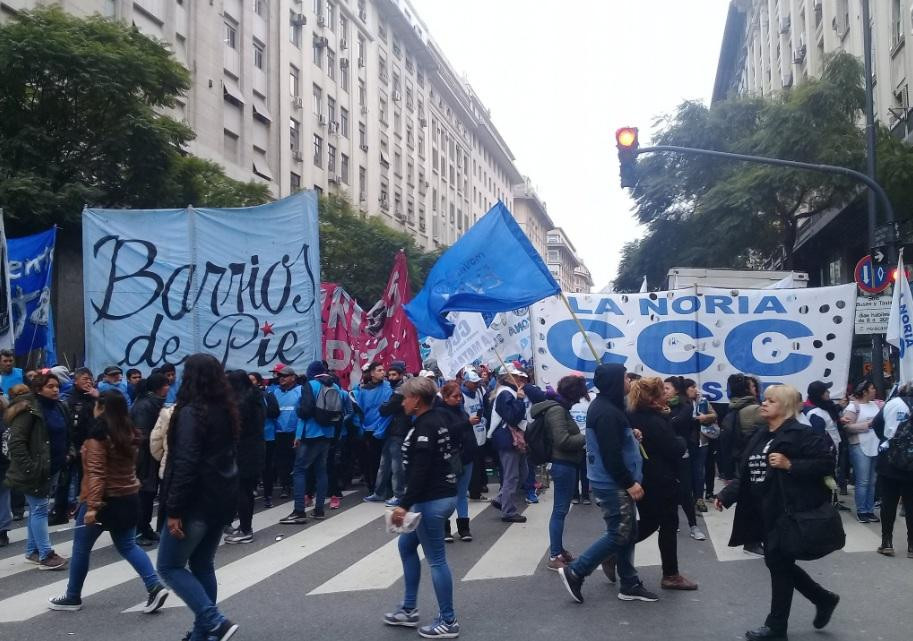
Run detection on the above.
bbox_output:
[847,401,882,457]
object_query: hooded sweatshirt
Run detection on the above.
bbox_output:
[585,364,642,491]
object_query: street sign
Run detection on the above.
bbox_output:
[854,254,890,294]
[854,294,892,334]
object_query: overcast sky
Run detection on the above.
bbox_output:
[411,0,732,289]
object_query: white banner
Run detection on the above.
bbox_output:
[531,284,857,402]
[427,308,532,378]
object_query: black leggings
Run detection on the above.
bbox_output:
[637,498,679,576]
[879,474,913,546]
[361,433,383,493]
[237,476,259,533]
[139,490,157,535]
[677,458,697,527]
[764,548,831,633]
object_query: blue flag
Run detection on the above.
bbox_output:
[7,228,57,364]
[405,202,560,339]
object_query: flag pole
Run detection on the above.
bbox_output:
[559,292,602,362]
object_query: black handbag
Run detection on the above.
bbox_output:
[770,473,845,561]
[95,494,140,532]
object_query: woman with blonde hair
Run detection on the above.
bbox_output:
[716,385,839,641]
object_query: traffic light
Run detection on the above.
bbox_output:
[616,127,639,188]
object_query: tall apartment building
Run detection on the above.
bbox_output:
[715,0,912,141]
[511,179,555,260]
[1,0,525,250]
[546,228,593,294]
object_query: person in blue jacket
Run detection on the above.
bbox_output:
[280,362,345,523]
[265,367,304,500]
[97,366,132,408]
[353,362,393,497]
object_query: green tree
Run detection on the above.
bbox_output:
[319,193,443,306]
[616,53,870,291]
[0,8,266,234]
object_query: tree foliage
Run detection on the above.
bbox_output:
[319,193,444,306]
[0,8,267,234]
[615,53,891,291]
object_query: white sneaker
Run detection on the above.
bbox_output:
[689,526,706,541]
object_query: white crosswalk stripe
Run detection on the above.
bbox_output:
[0,532,114,580]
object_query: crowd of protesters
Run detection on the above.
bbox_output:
[0,344,911,641]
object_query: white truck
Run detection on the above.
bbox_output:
[666,267,809,290]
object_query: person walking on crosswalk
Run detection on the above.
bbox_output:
[385,376,460,638]
[4,371,72,571]
[716,384,840,641]
[557,364,658,604]
[489,368,530,523]
[156,354,241,641]
[437,380,479,542]
[225,370,266,544]
[48,390,170,613]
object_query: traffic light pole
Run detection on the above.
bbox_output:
[634,143,897,390]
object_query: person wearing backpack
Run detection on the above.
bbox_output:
[872,385,913,558]
[530,375,587,572]
[719,374,763,481]
[281,361,345,524]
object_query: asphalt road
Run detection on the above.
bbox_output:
[0,485,908,641]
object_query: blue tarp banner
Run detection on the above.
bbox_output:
[405,201,560,339]
[82,191,321,373]
[7,228,57,364]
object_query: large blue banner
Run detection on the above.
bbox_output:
[8,228,57,363]
[82,192,321,373]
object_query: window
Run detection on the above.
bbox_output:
[378,21,387,42]
[253,42,265,69]
[328,144,337,173]
[340,59,349,90]
[313,84,322,116]
[340,108,350,137]
[223,129,239,161]
[253,0,265,16]
[358,79,367,106]
[290,118,300,152]
[327,96,336,124]
[313,134,323,167]
[290,65,300,96]
[392,39,402,59]
[406,84,413,110]
[313,39,324,69]
[357,35,366,63]
[339,15,348,41]
[393,110,401,135]
[394,151,402,176]
[289,11,302,47]
[406,123,414,148]
[547,250,559,263]
[224,22,237,49]
[359,166,367,201]
[327,48,336,80]
[380,178,389,208]
[395,190,402,215]
[416,68,424,87]
[359,122,367,146]
[379,95,388,123]
[340,154,350,183]
[417,130,424,157]
[378,53,387,82]
[407,159,413,184]
[290,172,301,192]
[325,1,336,30]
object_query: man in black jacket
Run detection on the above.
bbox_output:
[131,373,170,545]
[376,363,410,507]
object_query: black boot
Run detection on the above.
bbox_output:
[444,520,454,543]
[877,536,895,556]
[456,517,472,541]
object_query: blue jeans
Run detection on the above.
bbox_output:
[849,443,877,514]
[455,462,473,518]
[293,439,329,512]
[689,444,708,500]
[25,472,58,560]
[524,457,536,491]
[67,502,159,598]
[399,496,457,622]
[0,484,11,532]
[157,518,226,640]
[548,462,577,558]
[568,487,640,591]
[375,436,405,499]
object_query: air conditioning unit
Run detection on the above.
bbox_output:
[329,121,339,134]
[358,57,366,68]
[317,15,327,28]
[318,114,327,126]
[360,105,368,114]
[793,45,807,63]
[782,72,793,87]
[291,13,306,26]
[393,90,402,101]
[292,96,303,108]
[419,117,427,127]
[292,150,304,161]
[779,16,790,34]
[328,174,339,183]
[360,143,369,151]
[340,38,348,50]
[314,36,329,48]
[340,57,350,68]
[394,210,405,220]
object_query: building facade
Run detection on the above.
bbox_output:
[511,179,555,260]
[546,228,593,293]
[1,0,527,250]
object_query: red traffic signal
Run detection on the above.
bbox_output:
[616,127,639,188]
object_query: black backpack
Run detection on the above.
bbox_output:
[525,411,553,465]
[886,415,913,473]
[312,381,344,426]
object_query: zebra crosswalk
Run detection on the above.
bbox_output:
[0,487,902,626]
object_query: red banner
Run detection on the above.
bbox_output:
[320,251,421,388]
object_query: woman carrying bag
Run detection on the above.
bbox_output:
[48,391,170,613]
[715,384,843,641]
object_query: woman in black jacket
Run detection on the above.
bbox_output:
[437,381,479,543]
[156,354,241,641]
[224,370,266,545]
[716,384,839,641]
[664,376,705,541]
[626,377,697,590]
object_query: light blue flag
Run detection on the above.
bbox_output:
[405,202,560,339]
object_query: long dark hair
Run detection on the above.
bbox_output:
[95,390,136,457]
[171,354,240,440]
